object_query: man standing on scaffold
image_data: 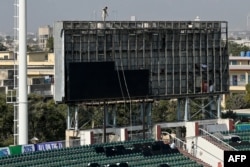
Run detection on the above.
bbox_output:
[102,6,108,21]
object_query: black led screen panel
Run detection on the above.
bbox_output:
[66,62,149,102]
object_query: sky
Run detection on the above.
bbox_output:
[0,0,250,35]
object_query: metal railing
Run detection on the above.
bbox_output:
[229,80,247,86]
[165,131,224,162]
[199,128,238,151]
[161,131,187,150]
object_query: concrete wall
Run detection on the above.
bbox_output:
[184,119,233,167]
[196,136,224,167]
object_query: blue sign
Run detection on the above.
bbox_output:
[0,147,10,157]
[36,142,63,151]
[22,144,35,153]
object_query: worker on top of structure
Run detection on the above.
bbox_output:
[102,6,108,21]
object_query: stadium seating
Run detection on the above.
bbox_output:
[0,138,204,167]
[219,129,250,151]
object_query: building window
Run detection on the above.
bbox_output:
[240,75,245,81]
[240,74,246,85]
[231,60,237,65]
[232,75,237,86]
[45,54,48,61]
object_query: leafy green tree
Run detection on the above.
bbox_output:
[152,100,177,123]
[0,43,7,51]
[80,103,142,128]
[28,94,67,142]
[77,104,92,129]
[226,94,248,110]
[228,41,250,56]
[115,103,141,126]
[221,110,237,120]
[78,102,154,129]
[244,84,250,106]
[78,104,103,129]
[110,104,128,127]
[0,95,14,146]
[27,45,41,52]
[46,37,54,52]
[39,99,67,141]
[28,94,44,140]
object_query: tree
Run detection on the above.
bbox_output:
[46,37,54,52]
[78,104,103,129]
[28,94,44,140]
[28,94,67,142]
[152,100,177,123]
[244,84,250,106]
[0,95,14,146]
[226,94,248,110]
[0,43,7,51]
[38,99,67,141]
[228,41,250,56]
[221,110,237,120]
[27,44,41,52]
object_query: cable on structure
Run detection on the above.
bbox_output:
[116,37,133,140]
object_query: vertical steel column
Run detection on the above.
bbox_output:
[177,99,181,121]
[142,100,146,139]
[202,99,205,119]
[103,101,107,143]
[209,95,216,118]
[87,29,90,61]
[164,31,168,95]
[104,28,107,61]
[186,29,189,94]
[172,25,175,94]
[179,29,182,93]
[80,36,82,61]
[105,105,109,126]
[74,105,78,131]
[143,30,145,68]
[184,97,189,121]
[112,105,117,127]
[146,102,152,130]
[217,95,221,118]
[67,106,71,129]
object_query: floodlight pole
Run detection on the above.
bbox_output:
[18,0,28,145]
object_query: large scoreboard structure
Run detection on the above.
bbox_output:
[54,21,229,104]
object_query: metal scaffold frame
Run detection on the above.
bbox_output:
[9,0,20,146]
[7,0,28,146]
[54,21,229,104]
[53,21,229,143]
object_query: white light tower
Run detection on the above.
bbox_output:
[18,0,28,145]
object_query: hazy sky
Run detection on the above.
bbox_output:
[1,0,250,34]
